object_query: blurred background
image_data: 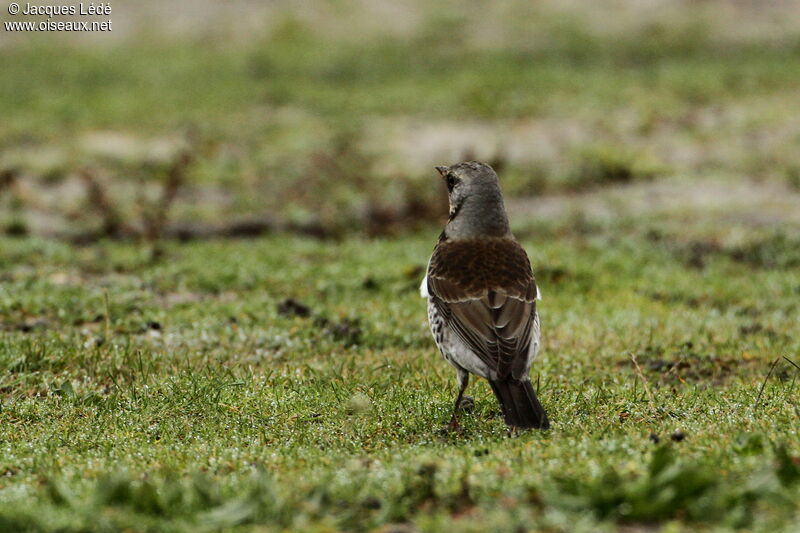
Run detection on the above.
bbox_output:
[1,0,800,244]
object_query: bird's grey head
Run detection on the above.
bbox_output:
[435,161,511,239]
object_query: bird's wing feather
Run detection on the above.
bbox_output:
[427,237,538,379]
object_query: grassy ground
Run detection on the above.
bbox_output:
[1,1,800,531]
[1,222,799,531]
[2,2,800,237]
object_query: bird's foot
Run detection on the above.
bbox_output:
[458,395,474,413]
[439,418,465,436]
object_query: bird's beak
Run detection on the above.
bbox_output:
[435,166,449,177]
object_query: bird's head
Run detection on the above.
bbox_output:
[435,161,510,238]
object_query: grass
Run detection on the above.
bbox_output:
[0,223,798,531]
[2,6,800,238]
[1,2,800,530]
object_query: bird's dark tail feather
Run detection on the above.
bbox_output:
[489,379,550,429]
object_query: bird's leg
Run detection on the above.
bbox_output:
[446,370,469,431]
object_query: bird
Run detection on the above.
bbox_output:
[420,161,549,431]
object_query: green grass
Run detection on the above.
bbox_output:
[2,16,799,135]
[2,9,800,238]
[1,3,800,530]
[1,225,798,531]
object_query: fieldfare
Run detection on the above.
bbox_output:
[421,161,549,430]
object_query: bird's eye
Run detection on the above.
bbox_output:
[446,175,458,192]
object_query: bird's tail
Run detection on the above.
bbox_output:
[489,379,549,429]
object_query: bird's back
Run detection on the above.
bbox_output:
[427,237,536,301]
[425,236,539,380]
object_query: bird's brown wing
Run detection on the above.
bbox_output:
[427,237,538,380]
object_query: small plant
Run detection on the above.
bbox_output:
[785,166,800,191]
[552,445,720,522]
[75,148,194,247]
[728,232,800,269]
[565,145,664,190]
